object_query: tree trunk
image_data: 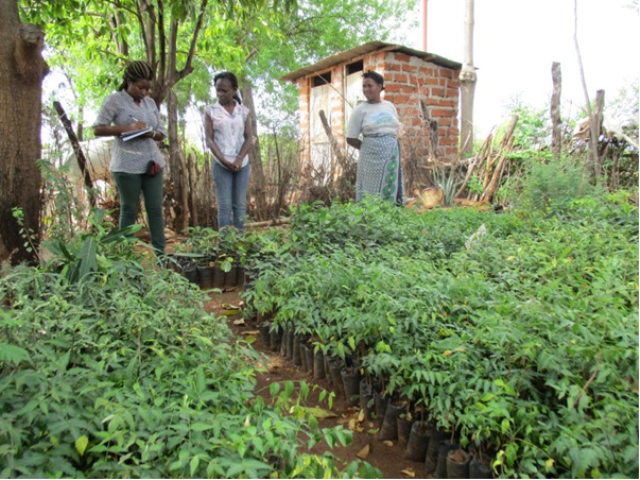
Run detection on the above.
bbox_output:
[166,90,189,233]
[460,0,476,156]
[186,150,198,227]
[550,62,562,159]
[241,84,268,220]
[0,2,48,264]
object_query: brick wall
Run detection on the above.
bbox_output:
[296,49,461,192]
[298,77,311,163]
[379,52,460,164]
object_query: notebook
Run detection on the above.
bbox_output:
[121,126,153,141]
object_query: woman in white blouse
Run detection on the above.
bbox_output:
[346,71,404,204]
[205,72,253,232]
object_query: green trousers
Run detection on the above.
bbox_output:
[112,171,165,255]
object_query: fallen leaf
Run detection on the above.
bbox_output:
[299,406,337,419]
[348,418,357,430]
[356,444,370,460]
[245,335,257,344]
[367,428,379,435]
[232,318,245,325]
[382,440,394,447]
[357,410,365,423]
[401,468,416,478]
[355,426,364,433]
[242,330,260,335]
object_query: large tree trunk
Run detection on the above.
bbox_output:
[460,0,476,156]
[0,1,48,264]
[550,62,562,159]
[241,84,268,220]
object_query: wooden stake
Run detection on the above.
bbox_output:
[53,101,96,207]
[550,62,562,159]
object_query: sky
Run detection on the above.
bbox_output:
[407,0,639,137]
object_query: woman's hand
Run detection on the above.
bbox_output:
[127,121,147,131]
[221,158,238,171]
[232,156,243,172]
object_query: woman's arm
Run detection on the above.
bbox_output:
[232,115,254,170]
[346,137,362,150]
[94,121,146,137]
[204,113,236,170]
[346,104,363,150]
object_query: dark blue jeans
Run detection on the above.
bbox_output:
[212,162,250,232]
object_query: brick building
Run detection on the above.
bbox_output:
[280,41,462,192]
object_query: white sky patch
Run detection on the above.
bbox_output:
[409,0,639,136]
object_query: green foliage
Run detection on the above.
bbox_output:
[512,157,599,216]
[243,198,639,479]
[500,95,551,151]
[0,227,380,478]
[432,164,462,207]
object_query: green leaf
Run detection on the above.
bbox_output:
[269,382,280,398]
[78,237,98,279]
[191,423,213,431]
[75,435,89,456]
[190,456,200,476]
[298,406,337,419]
[0,343,30,364]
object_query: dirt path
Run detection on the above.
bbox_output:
[204,289,429,479]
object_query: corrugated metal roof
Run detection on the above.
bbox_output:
[279,41,462,82]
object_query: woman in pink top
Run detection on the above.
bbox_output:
[205,72,253,232]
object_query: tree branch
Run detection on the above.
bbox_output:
[179,0,209,81]
[157,0,166,87]
[134,0,150,62]
[168,14,178,83]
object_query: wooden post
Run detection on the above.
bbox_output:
[593,89,605,178]
[460,0,476,156]
[241,84,268,220]
[319,109,348,168]
[573,0,601,180]
[53,100,96,207]
[456,132,492,198]
[550,62,562,159]
[480,115,518,203]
